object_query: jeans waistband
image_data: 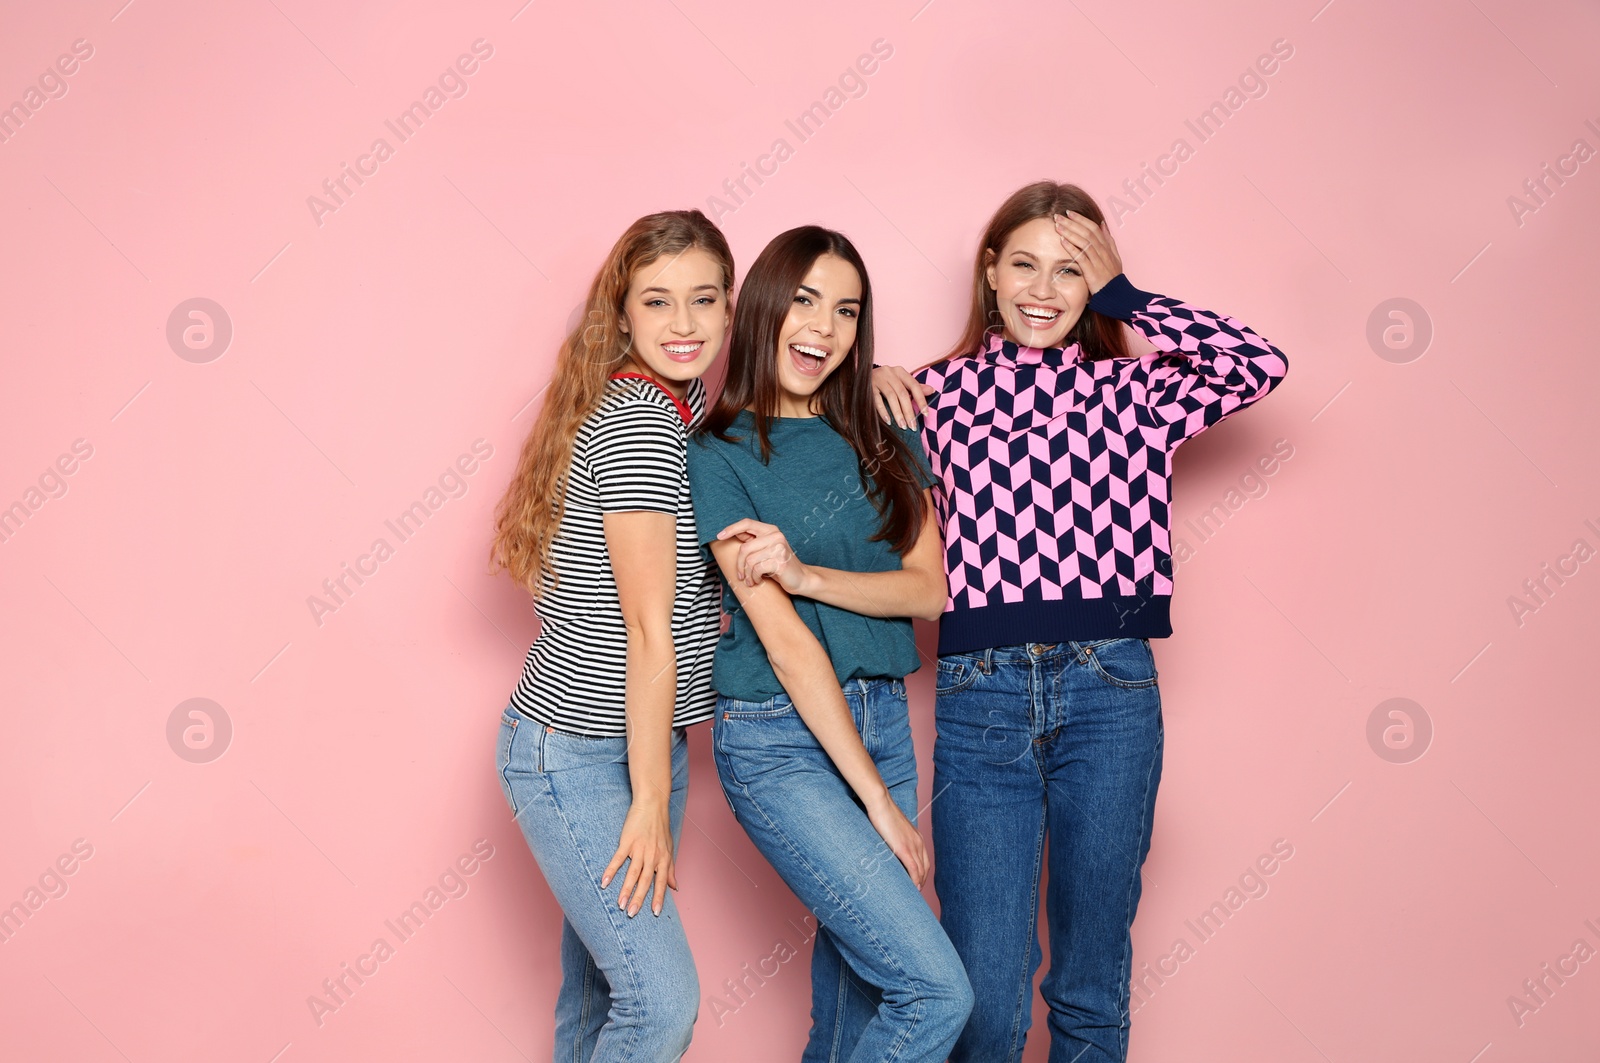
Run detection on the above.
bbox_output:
[719,676,904,711]
[946,640,1141,667]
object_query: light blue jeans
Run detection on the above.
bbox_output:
[712,677,973,1063]
[496,707,699,1063]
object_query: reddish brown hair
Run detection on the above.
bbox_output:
[490,209,734,596]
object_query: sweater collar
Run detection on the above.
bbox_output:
[978,329,1083,367]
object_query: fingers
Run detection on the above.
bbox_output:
[601,847,626,890]
[618,850,645,914]
[869,366,933,428]
[1053,211,1105,261]
[651,858,671,916]
[1052,211,1122,289]
[1098,216,1120,255]
[717,518,771,542]
[873,388,893,425]
[735,536,793,586]
[890,386,913,429]
[893,836,927,889]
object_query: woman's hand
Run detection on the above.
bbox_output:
[870,364,935,429]
[602,800,676,917]
[1053,210,1124,295]
[717,518,808,593]
[865,790,930,888]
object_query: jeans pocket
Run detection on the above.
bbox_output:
[718,692,797,720]
[934,654,983,695]
[1082,637,1159,689]
[542,729,629,772]
[495,712,523,817]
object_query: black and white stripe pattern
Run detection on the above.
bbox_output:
[508,376,720,736]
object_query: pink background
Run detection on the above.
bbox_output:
[3,0,1597,1059]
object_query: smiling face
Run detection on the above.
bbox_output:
[773,252,861,417]
[985,215,1090,349]
[617,245,730,395]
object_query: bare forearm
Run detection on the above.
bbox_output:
[623,627,677,810]
[770,641,892,812]
[794,564,945,622]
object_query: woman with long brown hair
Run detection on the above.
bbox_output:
[877,181,1288,1061]
[489,209,732,1061]
[685,224,972,1062]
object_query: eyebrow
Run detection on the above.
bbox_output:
[639,284,721,294]
[797,284,861,305]
[1008,249,1076,267]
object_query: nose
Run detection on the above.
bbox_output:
[671,301,695,335]
[1027,268,1056,299]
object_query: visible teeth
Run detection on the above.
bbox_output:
[1020,307,1059,319]
[792,344,827,358]
[663,343,700,353]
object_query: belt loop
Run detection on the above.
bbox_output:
[981,647,993,674]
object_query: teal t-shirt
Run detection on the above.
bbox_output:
[685,409,937,702]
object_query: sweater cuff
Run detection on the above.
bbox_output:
[1087,273,1158,321]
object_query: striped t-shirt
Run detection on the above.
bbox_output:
[507,375,721,736]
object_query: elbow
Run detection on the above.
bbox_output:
[622,618,676,654]
[765,621,835,685]
[1264,345,1289,386]
[765,643,805,687]
[917,574,949,623]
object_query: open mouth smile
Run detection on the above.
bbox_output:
[789,342,830,376]
[661,341,705,363]
[1018,304,1063,327]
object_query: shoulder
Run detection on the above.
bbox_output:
[893,422,926,452]
[588,381,685,439]
[582,383,689,471]
[686,376,709,425]
[686,428,739,471]
[915,354,980,389]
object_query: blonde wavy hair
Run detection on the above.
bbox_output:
[488,209,734,596]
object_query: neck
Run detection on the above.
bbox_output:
[1002,330,1058,349]
[775,391,820,418]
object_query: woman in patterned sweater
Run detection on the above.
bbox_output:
[875,180,1288,1062]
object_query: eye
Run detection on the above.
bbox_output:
[644,298,668,308]
[1013,260,1033,270]
[694,295,718,306]
[1058,265,1081,277]
[837,306,857,319]
[793,293,813,306]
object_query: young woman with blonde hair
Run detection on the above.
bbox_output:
[490,209,732,1062]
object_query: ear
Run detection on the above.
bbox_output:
[983,248,998,292]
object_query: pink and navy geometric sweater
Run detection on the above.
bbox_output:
[913,274,1288,655]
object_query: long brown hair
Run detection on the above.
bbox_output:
[490,209,734,596]
[700,225,926,556]
[932,181,1130,366]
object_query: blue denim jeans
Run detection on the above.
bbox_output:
[931,640,1164,1063]
[712,677,973,1063]
[495,707,699,1063]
